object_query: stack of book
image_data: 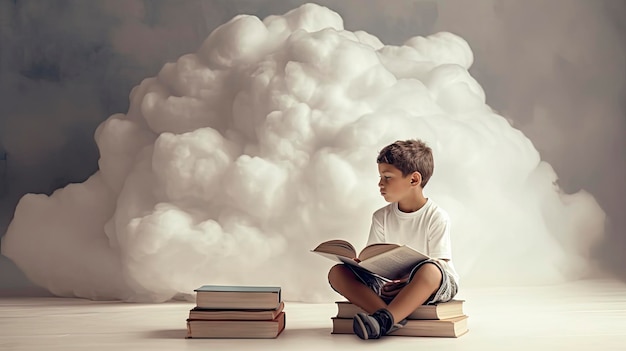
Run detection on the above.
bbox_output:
[331,300,468,337]
[186,285,285,339]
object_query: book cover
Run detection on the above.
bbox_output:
[331,315,468,338]
[194,285,282,310]
[335,300,464,320]
[194,285,281,294]
[186,312,286,339]
[189,301,285,321]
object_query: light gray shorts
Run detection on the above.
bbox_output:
[345,259,458,305]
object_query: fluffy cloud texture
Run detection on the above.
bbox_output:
[1,3,604,302]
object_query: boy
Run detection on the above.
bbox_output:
[328,139,459,340]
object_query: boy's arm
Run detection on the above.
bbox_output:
[365,213,385,246]
[426,212,453,260]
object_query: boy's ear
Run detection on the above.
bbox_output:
[410,172,422,186]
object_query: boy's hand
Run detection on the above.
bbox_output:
[380,277,409,299]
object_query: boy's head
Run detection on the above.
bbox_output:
[377,139,434,188]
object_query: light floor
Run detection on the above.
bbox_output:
[1,279,625,351]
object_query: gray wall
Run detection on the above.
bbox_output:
[1,0,624,294]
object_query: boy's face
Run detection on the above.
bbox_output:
[377,163,419,202]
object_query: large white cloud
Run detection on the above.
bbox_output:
[1,3,604,302]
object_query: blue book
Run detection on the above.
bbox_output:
[194,285,282,310]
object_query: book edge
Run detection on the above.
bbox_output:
[191,301,285,312]
[194,286,282,293]
[186,312,286,339]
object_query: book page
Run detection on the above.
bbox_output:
[312,240,356,258]
[359,245,430,279]
[358,243,400,261]
[312,251,359,264]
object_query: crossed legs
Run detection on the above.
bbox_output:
[328,263,442,338]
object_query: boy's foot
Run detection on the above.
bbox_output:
[352,309,406,339]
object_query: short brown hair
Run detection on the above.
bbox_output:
[377,139,434,188]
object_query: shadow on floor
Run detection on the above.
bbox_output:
[144,328,332,340]
[145,329,188,339]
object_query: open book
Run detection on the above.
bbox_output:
[311,239,430,280]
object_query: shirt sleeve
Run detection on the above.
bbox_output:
[366,212,385,246]
[427,211,452,259]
